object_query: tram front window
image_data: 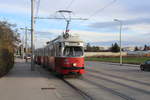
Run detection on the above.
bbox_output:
[63,46,83,57]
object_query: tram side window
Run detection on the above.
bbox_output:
[55,44,59,56]
[51,45,55,56]
[56,43,62,57]
[48,47,51,56]
[63,46,83,57]
[49,46,52,56]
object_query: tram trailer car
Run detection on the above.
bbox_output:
[35,34,85,75]
[34,48,42,65]
[34,49,39,64]
[34,48,44,66]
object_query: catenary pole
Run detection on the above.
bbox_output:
[25,27,28,55]
[20,27,28,59]
[119,22,122,65]
[31,0,35,71]
[114,19,122,66]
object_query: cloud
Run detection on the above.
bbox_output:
[0,1,29,14]
[89,18,150,28]
[120,0,150,15]
[1,0,150,47]
[88,18,150,34]
[32,28,150,48]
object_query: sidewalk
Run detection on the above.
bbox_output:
[0,58,83,100]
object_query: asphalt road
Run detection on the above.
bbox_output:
[65,61,150,100]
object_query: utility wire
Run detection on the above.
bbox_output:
[66,0,75,9]
[87,0,117,20]
[35,0,41,17]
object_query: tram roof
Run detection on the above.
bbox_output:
[48,35,83,45]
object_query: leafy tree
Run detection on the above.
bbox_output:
[92,46,100,52]
[134,46,139,51]
[143,45,148,51]
[85,43,100,52]
[0,20,19,76]
[110,43,120,52]
[86,43,92,52]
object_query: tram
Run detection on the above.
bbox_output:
[34,33,85,75]
[34,10,86,76]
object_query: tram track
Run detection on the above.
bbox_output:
[59,69,145,100]
[79,78,135,100]
[37,63,149,100]
[86,69,150,87]
[37,66,93,100]
[40,67,146,100]
[86,72,150,95]
[61,76,136,100]
[62,78,93,100]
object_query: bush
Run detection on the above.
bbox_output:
[0,46,15,77]
[0,21,18,77]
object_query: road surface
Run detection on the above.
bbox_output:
[66,61,150,100]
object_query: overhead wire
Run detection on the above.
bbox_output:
[51,0,76,23]
[66,0,75,10]
[35,0,41,17]
[54,0,76,22]
[81,0,117,23]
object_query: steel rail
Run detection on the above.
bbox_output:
[80,78,135,100]
[62,78,93,100]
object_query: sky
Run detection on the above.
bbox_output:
[1,0,150,48]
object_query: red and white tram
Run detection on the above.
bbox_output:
[34,34,85,76]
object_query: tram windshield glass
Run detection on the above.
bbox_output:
[63,46,83,57]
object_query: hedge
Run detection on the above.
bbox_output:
[0,48,14,77]
[0,21,17,77]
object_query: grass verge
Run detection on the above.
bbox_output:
[85,57,150,64]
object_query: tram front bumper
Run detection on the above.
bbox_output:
[61,67,85,75]
[62,67,84,70]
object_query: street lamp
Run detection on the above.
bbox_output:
[20,27,31,62]
[114,19,123,65]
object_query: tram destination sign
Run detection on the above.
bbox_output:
[65,42,82,46]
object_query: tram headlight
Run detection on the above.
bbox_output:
[73,63,77,67]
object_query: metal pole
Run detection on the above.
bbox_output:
[22,36,25,59]
[20,27,31,60]
[65,20,70,33]
[114,19,122,66]
[119,22,122,66]
[25,27,28,62]
[25,27,27,55]
[31,0,35,71]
